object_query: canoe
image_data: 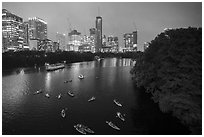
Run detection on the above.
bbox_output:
[114,99,122,107]
[58,94,62,99]
[77,124,95,134]
[116,112,125,121]
[74,125,86,134]
[78,74,84,79]
[88,96,96,102]
[67,91,74,97]
[61,109,66,118]
[106,121,120,130]
[45,93,50,98]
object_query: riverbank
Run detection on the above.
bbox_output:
[2,51,141,70]
[130,27,202,134]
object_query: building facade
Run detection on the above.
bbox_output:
[22,21,29,49]
[28,17,47,50]
[102,35,106,47]
[89,28,96,53]
[123,30,137,52]
[68,30,81,51]
[56,32,66,51]
[28,17,47,40]
[133,31,137,49]
[102,35,119,53]
[95,16,102,52]
[79,35,92,52]
[2,9,24,52]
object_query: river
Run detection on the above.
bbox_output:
[2,58,190,135]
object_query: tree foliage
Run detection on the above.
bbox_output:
[131,27,202,134]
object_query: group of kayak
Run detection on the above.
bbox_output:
[64,74,84,83]
[60,98,125,134]
[33,74,126,134]
[105,99,126,131]
[33,74,86,98]
[34,90,74,99]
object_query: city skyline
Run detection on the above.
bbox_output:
[2,2,202,51]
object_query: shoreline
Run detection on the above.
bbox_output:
[2,51,141,70]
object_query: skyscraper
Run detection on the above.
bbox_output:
[28,17,47,40]
[2,9,23,52]
[95,16,102,52]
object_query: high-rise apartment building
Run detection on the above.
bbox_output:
[95,16,102,52]
[28,17,47,40]
[2,9,24,52]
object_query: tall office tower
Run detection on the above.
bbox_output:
[28,17,47,40]
[2,9,24,52]
[95,16,102,52]
[89,28,96,53]
[56,32,66,51]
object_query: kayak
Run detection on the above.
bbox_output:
[34,89,42,95]
[67,91,74,97]
[78,74,84,79]
[77,124,95,134]
[116,112,125,121]
[106,121,120,130]
[64,80,72,83]
[58,94,62,99]
[45,93,50,98]
[114,99,122,107]
[74,125,86,135]
[88,96,96,102]
[61,109,66,118]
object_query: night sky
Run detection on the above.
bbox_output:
[2,2,202,51]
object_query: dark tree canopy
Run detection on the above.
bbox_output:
[131,27,202,134]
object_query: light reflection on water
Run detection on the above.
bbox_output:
[45,72,51,92]
[3,58,137,135]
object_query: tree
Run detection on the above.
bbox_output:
[131,27,202,134]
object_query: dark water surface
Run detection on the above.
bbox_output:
[2,58,189,135]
